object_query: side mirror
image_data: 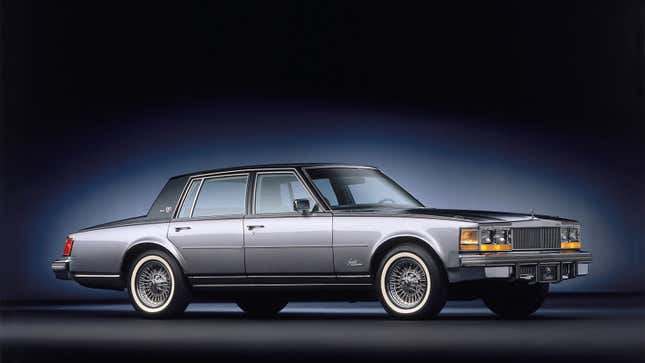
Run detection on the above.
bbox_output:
[292,198,310,214]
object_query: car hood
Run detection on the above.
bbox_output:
[398,208,576,223]
[334,207,576,223]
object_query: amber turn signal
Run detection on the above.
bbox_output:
[561,241,581,249]
[460,229,478,244]
[460,228,479,251]
[480,244,512,251]
[459,244,479,251]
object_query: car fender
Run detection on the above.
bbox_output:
[122,237,188,271]
[370,231,447,267]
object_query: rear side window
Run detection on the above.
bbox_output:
[192,175,248,217]
[177,179,201,218]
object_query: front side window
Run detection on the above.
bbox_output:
[192,175,248,217]
[255,173,316,214]
[306,168,423,210]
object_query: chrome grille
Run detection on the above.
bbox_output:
[511,227,560,250]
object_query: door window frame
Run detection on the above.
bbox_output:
[251,170,325,216]
[172,172,250,221]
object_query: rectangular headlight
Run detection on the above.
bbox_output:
[479,226,512,252]
[461,227,513,252]
[561,225,581,249]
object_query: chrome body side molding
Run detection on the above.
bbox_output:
[187,274,373,287]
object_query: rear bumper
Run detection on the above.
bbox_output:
[458,250,592,283]
[51,258,72,280]
[51,257,123,290]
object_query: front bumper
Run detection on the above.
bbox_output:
[459,250,592,283]
[51,258,72,280]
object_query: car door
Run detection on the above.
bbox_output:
[244,171,333,274]
[168,174,249,275]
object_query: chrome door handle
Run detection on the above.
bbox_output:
[175,226,192,232]
[247,225,264,230]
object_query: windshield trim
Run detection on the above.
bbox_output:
[301,166,425,211]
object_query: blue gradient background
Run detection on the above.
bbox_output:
[2,2,643,301]
[4,100,643,300]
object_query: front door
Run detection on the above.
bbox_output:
[168,174,249,275]
[244,171,333,274]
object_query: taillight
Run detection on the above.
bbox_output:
[63,237,74,256]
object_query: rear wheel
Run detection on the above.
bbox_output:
[483,282,549,319]
[236,298,288,317]
[127,250,190,318]
[376,244,448,319]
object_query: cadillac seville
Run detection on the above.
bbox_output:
[51,164,592,318]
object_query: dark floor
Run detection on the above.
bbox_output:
[1,294,644,363]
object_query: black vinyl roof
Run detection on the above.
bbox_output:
[81,163,377,231]
[169,163,377,180]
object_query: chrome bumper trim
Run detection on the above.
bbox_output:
[51,258,72,280]
[460,251,592,267]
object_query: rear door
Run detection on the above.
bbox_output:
[168,174,249,275]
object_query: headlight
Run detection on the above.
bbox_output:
[480,230,493,244]
[460,226,512,252]
[480,227,512,251]
[493,230,508,244]
[561,226,581,249]
[568,227,580,241]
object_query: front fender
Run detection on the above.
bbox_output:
[371,232,446,262]
[368,221,467,270]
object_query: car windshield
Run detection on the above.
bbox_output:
[305,167,423,210]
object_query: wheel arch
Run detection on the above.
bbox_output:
[369,235,447,276]
[120,241,186,282]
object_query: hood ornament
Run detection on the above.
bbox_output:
[530,209,538,220]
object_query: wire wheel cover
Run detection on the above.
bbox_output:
[386,257,428,309]
[136,260,172,308]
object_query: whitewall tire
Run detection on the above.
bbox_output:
[377,244,447,319]
[127,250,190,318]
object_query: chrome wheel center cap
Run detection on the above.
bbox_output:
[151,274,166,292]
[401,272,419,292]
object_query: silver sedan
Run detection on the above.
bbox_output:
[52,163,592,318]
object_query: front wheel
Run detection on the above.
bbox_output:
[377,244,448,319]
[127,250,190,318]
[483,282,549,319]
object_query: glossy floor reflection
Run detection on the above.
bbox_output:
[1,294,643,363]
